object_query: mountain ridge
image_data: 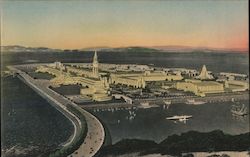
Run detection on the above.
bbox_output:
[1,45,248,53]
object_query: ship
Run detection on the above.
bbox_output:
[163,100,171,105]
[138,102,159,109]
[185,99,206,105]
[139,102,152,109]
[231,104,248,116]
[163,100,171,109]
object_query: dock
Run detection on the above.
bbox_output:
[78,92,249,111]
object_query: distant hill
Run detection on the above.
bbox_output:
[99,46,161,52]
[1,45,161,53]
[83,46,249,53]
[98,130,250,157]
[1,45,248,53]
[80,45,249,53]
[1,45,63,53]
[152,45,199,52]
[150,45,248,53]
[80,46,112,51]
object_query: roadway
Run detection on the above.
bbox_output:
[8,66,105,157]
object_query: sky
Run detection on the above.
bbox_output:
[1,0,249,50]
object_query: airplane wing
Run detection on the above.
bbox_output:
[166,115,193,120]
[166,117,179,120]
[186,115,193,119]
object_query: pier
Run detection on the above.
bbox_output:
[78,91,249,111]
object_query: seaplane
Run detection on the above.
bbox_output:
[166,115,192,124]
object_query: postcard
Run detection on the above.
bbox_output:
[1,1,249,157]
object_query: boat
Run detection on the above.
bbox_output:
[163,100,171,109]
[138,101,160,109]
[231,104,248,116]
[231,98,235,102]
[125,111,136,121]
[163,100,171,105]
[139,102,152,109]
[185,99,206,105]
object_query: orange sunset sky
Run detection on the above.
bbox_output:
[1,0,249,50]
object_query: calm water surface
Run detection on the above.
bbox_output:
[91,101,249,144]
[2,77,73,154]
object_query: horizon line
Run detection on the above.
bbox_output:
[2,44,249,52]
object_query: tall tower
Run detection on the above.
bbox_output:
[92,51,99,78]
[198,65,214,80]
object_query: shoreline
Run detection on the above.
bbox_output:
[7,66,105,157]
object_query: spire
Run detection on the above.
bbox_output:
[92,51,99,78]
[93,51,98,64]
